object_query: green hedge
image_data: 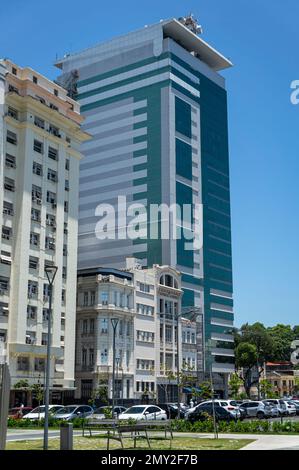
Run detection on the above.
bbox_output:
[7,417,299,434]
[171,419,299,434]
[7,417,86,428]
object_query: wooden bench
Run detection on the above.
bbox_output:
[82,419,173,450]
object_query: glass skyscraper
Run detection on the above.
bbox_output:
[56,18,235,391]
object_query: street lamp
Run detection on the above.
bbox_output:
[110,318,119,418]
[43,265,58,451]
[160,307,198,419]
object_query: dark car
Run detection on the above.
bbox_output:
[158,403,185,419]
[187,403,236,423]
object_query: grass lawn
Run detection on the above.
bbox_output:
[6,435,253,451]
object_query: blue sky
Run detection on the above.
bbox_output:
[1,0,299,327]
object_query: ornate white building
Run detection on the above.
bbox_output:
[75,258,202,403]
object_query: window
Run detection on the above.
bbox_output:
[65,159,70,170]
[33,161,43,176]
[34,358,45,372]
[62,266,67,280]
[46,191,56,204]
[33,139,43,154]
[45,236,55,251]
[0,277,9,292]
[42,333,48,345]
[28,281,38,298]
[4,177,15,191]
[3,201,14,216]
[90,319,95,334]
[63,244,67,256]
[2,226,12,240]
[90,291,95,305]
[64,201,68,213]
[32,75,38,84]
[101,349,108,364]
[119,320,123,336]
[30,232,39,247]
[32,184,42,202]
[89,349,94,365]
[0,251,11,266]
[42,308,50,322]
[29,256,38,270]
[54,89,58,97]
[47,168,57,182]
[6,130,17,145]
[12,67,17,76]
[27,306,37,320]
[101,292,108,305]
[48,125,60,137]
[82,319,88,333]
[165,325,172,343]
[126,350,130,367]
[49,103,59,112]
[5,153,16,168]
[65,180,69,191]
[82,348,87,366]
[8,106,18,120]
[48,146,58,160]
[17,357,29,371]
[34,116,45,129]
[8,84,19,94]
[61,289,66,304]
[83,292,89,307]
[0,302,9,316]
[100,318,108,333]
[139,282,150,293]
[46,214,56,226]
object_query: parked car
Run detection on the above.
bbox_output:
[290,400,299,415]
[22,405,63,420]
[187,403,236,423]
[8,407,32,419]
[240,401,277,419]
[283,400,297,416]
[263,399,289,416]
[158,403,185,419]
[118,405,167,421]
[54,405,94,421]
[86,406,127,420]
[186,400,241,420]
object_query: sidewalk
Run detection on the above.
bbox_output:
[175,432,299,450]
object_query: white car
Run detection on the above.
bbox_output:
[185,400,240,419]
[283,400,297,416]
[22,404,63,420]
[118,405,167,421]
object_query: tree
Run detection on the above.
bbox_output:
[14,379,29,389]
[235,342,258,397]
[293,326,299,339]
[197,381,212,400]
[267,324,295,362]
[260,379,277,399]
[228,373,243,399]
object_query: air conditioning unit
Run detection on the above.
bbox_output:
[36,199,42,205]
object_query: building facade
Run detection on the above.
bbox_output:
[0,60,89,405]
[75,258,192,403]
[56,17,234,393]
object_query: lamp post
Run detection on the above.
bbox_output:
[159,306,202,418]
[43,265,58,451]
[110,318,119,418]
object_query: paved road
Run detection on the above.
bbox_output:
[6,429,83,442]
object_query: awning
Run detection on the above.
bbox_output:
[182,386,202,394]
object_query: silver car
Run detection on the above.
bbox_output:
[54,405,94,421]
[239,401,274,419]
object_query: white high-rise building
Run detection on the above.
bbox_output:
[0,60,89,405]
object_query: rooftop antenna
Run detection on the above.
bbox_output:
[178,13,203,35]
